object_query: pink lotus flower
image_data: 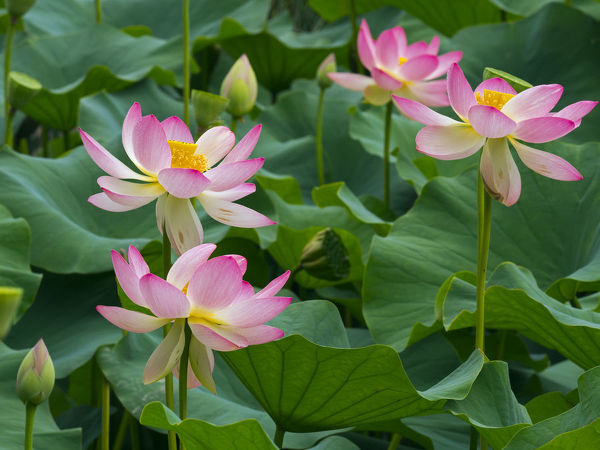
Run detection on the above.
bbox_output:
[96,244,291,393]
[328,20,462,106]
[79,103,275,255]
[394,63,597,206]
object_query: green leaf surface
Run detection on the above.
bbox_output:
[490,0,600,20]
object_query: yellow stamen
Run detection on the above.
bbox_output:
[168,140,209,172]
[475,89,515,110]
[398,56,408,66]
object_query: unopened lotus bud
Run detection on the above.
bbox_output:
[16,339,55,405]
[0,286,22,339]
[220,54,257,118]
[483,67,532,93]
[191,89,229,130]
[6,0,37,17]
[300,228,350,281]
[316,53,336,89]
[7,72,42,109]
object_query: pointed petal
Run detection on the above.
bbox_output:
[398,55,438,81]
[371,67,403,90]
[102,188,157,209]
[79,129,149,181]
[164,196,203,256]
[161,116,193,143]
[416,125,484,160]
[222,124,261,164]
[132,115,172,174]
[205,183,255,202]
[189,338,216,394]
[189,323,247,351]
[405,41,428,58]
[447,63,475,120]
[122,102,142,168]
[426,36,440,55]
[375,27,404,69]
[403,80,449,107]
[97,176,164,197]
[480,138,521,207]
[198,194,275,228]
[364,84,392,105]
[96,306,168,332]
[328,73,374,92]
[511,138,582,181]
[167,244,217,290]
[357,19,376,70]
[393,96,458,126]
[196,126,235,167]
[139,273,190,319]
[425,51,462,80]
[89,192,141,212]
[474,77,516,96]
[501,84,563,121]
[157,168,210,198]
[203,158,264,192]
[111,250,147,308]
[217,297,292,328]
[144,319,185,384]
[128,245,150,278]
[227,254,247,276]
[553,101,597,126]
[253,271,290,299]
[235,325,285,345]
[467,105,517,138]
[187,255,242,311]
[512,116,575,143]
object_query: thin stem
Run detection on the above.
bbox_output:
[569,281,581,308]
[95,0,102,23]
[387,433,401,450]
[315,87,326,185]
[481,437,488,449]
[42,125,49,157]
[274,425,285,449]
[179,322,192,420]
[230,117,238,133]
[24,402,37,450]
[475,170,492,354]
[4,17,15,148]
[128,414,140,450]
[101,376,110,450]
[5,110,14,148]
[63,130,70,152]
[383,101,393,209]
[112,412,129,450]
[182,0,190,126]
[347,0,363,74]
[469,427,478,450]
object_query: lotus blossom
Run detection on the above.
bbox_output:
[328,20,462,106]
[394,63,597,206]
[96,244,291,393]
[79,103,274,255]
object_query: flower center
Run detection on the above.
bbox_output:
[475,89,514,110]
[168,140,209,172]
[398,57,408,66]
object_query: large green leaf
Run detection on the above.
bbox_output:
[363,142,600,350]
[0,343,81,450]
[490,0,600,20]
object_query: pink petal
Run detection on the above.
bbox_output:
[196,126,235,167]
[375,28,404,70]
[467,105,517,138]
[480,138,521,207]
[88,192,142,212]
[217,297,292,328]
[426,36,440,55]
[474,78,517,96]
[252,271,290,299]
[553,101,598,127]
[328,72,374,92]
[97,176,164,197]
[161,116,194,143]
[164,196,203,256]
[512,116,575,143]
[197,194,276,228]
[132,115,172,175]
[144,319,185,384]
[416,125,485,160]
[447,63,475,120]
[96,306,168,332]
[101,188,158,209]
[122,103,142,169]
[157,168,210,198]
[189,323,247,351]
[127,245,150,278]
[235,325,284,345]
[203,158,264,192]
[111,250,147,308]
[511,138,582,181]
[186,255,242,311]
[398,55,438,81]
[405,41,428,58]
[371,67,403,90]
[393,96,458,126]
[167,244,217,290]
[222,124,262,164]
[79,129,149,181]
[225,254,247,276]
[404,80,449,107]
[188,338,215,393]
[357,19,376,71]
[501,84,563,121]
[425,51,463,80]
[139,273,191,319]
[206,183,255,202]
[234,281,255,302]
[172,359,203,389]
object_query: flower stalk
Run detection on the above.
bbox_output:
[3,17,16,147]
[101,375,110,450]
[178,321,192,422]
[182,0,190,126]
[383,101,392,209]
[475,170,491,355]
[95,0,102,23]
[316,87,326,185]
[24,402,36,450]
[274,425,285,449]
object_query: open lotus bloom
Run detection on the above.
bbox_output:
[394,63,597,206]
[79,103,274,255]
[96,245,292,393]
[328,19,462,106]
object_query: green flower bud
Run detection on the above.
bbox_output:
[220,54,257,118]
[483,67,532,93]
[300,228,350,281]
[6,0,37,17]
[0,286,22,339]
[316,53,336,89]
[191,89,229,130]
[7,72,42,109]
[16,339,55,405]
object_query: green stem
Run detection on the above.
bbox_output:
[63,130,70,152]
[128,414,140,450]
[481,437,488,449]
[182,0,190,126]
[112,412,128,450]
[469,426,478,450]
[315,87,326,185]
[4,17,15,148]
[495,330,508,360]
[569,281,581,308]
[347,0,363,74]
[95,0,102,23]
[101,376,110,450]
[42,125,49,157]
[230,117,238,133]
[383,101,392,209]
[5,109,14,148]
[475,170,492,355]
[179,322,192,420]
[274,425,285,449]
[387,433,401,450]
[24,402,36,450]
